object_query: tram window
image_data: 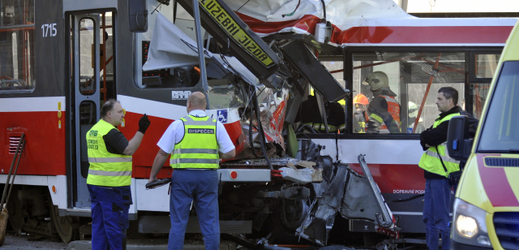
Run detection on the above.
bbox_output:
[100,12,115,101]
[470,53,499,119]
[475,54,500,78]
[351,51,466,134]
[137,2,212,89]
[322,60,346,105]
[0,0,35,93]
[79,18,96,95]
[470,82,490,119]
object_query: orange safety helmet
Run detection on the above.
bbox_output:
[353,93,369,105]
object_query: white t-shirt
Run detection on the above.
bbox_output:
[157,110,235,155]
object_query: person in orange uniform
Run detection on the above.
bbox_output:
[353,93,369,133]
[362,71,401,133]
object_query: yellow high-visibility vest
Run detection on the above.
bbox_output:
[86,119,132,186]
[170,116,220,169]
[418,113,460,177]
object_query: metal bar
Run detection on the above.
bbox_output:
[191,0,209,101]
[413,53,442,133]
[5,138,26,206]
[315,92,329,133]
[357,154,393,228]
[0,133,25,208]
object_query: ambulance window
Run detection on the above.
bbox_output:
[0,0,35,93]
[351,51,465,134]
[478,61,519,152]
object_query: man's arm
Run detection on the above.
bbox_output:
[148,149,169,183]
[104,130,143,156]
[420,122,449,149]
[148,120,180,182]
[123,114,150,155]
[366,97,388,133]
[382,113,400,133]
[123,131,144,155]
[216,121,236,159]
[220,149,236,159]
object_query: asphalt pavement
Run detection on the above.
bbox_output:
[0,233,367,250]
[2,233,68,250]
[0,233,237,250]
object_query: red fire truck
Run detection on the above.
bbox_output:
[0,0,517,247]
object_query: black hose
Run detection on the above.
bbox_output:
[249,99,259,158]
[320,0,326,21]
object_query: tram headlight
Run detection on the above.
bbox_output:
[451,198,491,247]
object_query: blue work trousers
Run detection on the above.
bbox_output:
[168,169,220,250]
[423,178,452,250]
[88,185,132,250]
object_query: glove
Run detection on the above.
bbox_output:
[138,114,150,134]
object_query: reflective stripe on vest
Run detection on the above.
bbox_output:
[88,157,132,163]
[418,113,461,177]
[88,169,132,177]
[170,115,220,169]
[86,119,132,187]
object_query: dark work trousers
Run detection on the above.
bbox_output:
[168,169,220,250]
[88,185,131,250]
[423,178,451,250]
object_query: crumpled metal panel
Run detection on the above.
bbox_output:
[296,163,350,246]
[339,168,387,221]
[296,162,396,246]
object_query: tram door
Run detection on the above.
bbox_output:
[69,11,116,208]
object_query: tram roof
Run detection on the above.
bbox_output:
[221,0,518,47]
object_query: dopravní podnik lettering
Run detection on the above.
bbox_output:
[198,0,274,67]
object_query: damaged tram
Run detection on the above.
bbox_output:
[0,0,517,248]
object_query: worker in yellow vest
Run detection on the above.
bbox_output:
[418,87,461,250]
[86,99,150,250]
[148,91,235,250]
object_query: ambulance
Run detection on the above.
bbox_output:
[447,21,519,249]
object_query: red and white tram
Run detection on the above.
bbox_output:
[0,0,516,246]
